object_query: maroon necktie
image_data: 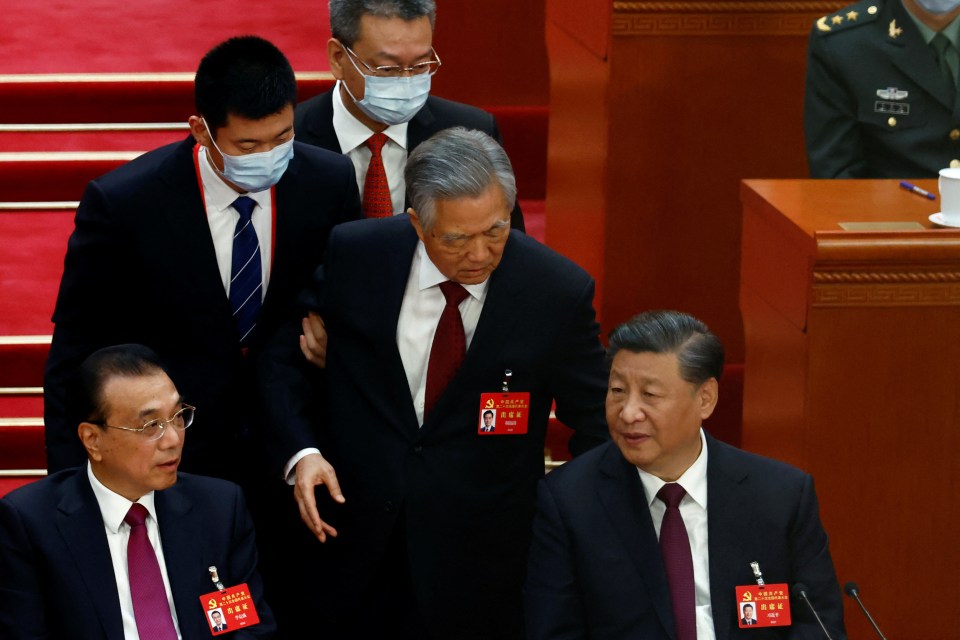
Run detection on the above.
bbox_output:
[363,132,392,218]
[124,504,178,640]
[657,483,696,640]
[424,281,469,418]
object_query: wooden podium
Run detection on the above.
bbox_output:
[740,179,960,640]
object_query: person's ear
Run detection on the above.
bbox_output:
[78,422,104,462]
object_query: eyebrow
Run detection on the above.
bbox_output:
[235,125,293,145]
[439,219,509,242]
[137,395,185,420]
[371,48,435,65]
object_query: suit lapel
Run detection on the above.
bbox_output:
[57,472,125,640]
[887,2,956,111]
[303,90,344,152]
[596,444,676,637]
[156,482,205,635]
[156,139,236,335]
[376,220,423,437]
[705,435,753,640]
[407,97,437,151]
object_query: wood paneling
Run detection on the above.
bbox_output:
[741,179,958,640]
[546,0,845,361]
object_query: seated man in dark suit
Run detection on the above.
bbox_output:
[525,310,846,640]
[0,344,275,639]
[261,127,607,639]
[295,0,524,230]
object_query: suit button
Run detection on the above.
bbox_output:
[952,159,960,169]
[413,445,423,454]
[867,5,877,13]
[951,129,960,141]
[887,117,897,127]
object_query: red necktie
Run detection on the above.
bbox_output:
[124,504,178,639]
[657,483,696,640]
[424,281,469,419]
[363,132,392,218]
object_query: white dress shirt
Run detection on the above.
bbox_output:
[331,81,409,215]
[283,242,489,479]
[396,242,489,426]
[637,428,716,640]
[198,145,273,300]
[87,463,183,640]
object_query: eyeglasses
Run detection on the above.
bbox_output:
[98,405,195,442]
[342,44,442,78]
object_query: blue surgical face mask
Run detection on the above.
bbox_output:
[916,0,960,14]
[203,118,295,193]
[341,54,431,125]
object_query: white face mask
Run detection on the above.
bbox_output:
[203,118,295,192]
[341,53,431,125]
[916,0,960,14]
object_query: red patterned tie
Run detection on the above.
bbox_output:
[124,504,178,639]
[657,483,696,640]
[363,132,392,218]
[424,281,470,418]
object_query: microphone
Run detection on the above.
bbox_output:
[791,583,834,640]
[844,581,887,640]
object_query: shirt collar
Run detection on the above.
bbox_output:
[332,80,409,153]
[415,241,488,301]
[903,5,960,46]
[198,146,271,213]
[87,461,158,534]
[637,428,709,510]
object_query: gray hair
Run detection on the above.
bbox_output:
[330,0,437,46]
[608,310,724,386]
[405,127,517,231]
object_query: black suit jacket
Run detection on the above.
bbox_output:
[294,88,525,230]
[261,215,607,638]
[524,436,846,640]
[44,136,360,480]
[805,0,960,177]
[0,469,275,639]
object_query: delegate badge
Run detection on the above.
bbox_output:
[736,583,791,628]
[478,392,530,435]
[200,583,260,635]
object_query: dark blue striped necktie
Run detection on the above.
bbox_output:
[229,196,262,345]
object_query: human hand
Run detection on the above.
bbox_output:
[293,452,345,542]
[299,311,327,368]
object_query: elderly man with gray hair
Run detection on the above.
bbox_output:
[260,127,608,639]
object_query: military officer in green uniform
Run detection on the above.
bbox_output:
[805,0,960,177]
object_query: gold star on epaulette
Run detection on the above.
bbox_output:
[847,10,859,20]
[832,14,844,25]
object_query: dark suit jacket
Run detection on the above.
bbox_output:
[805,0,960,177]
[524,436,846,640]
[294,88,525,231]
[261,215,607,639]
[44,136,361,480]
[0,469,275,639]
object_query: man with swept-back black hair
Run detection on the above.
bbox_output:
[44,34,360,626]
[526,310,845,640]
